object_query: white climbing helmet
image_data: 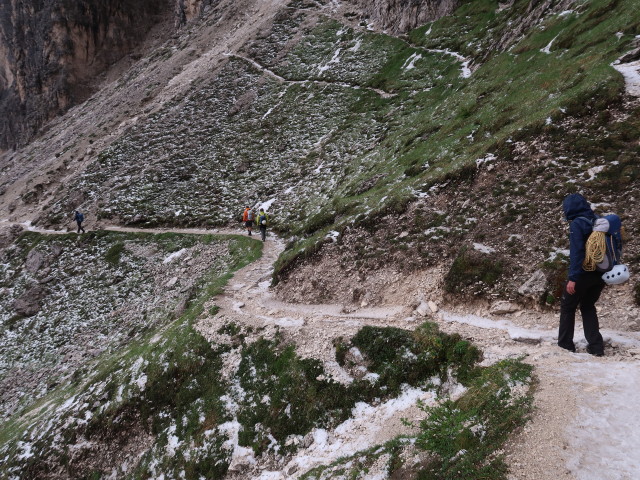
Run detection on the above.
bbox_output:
[602,264,630,285]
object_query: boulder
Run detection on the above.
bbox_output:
[13,286,46,317]
[490,301,519,315]
[518,270,547,297]
[416,301,430,317]
[25,250,46,273]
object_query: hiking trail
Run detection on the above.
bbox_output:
[3,219,640,479]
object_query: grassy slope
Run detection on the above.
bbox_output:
[273,0,640,281]
[0,233,262,477]
[40,0,639,285]
[0,234,533,479]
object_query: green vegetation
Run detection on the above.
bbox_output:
[235,322,484,456]
[104,241,125,265]
[0,233,262,478]
[300,357,533,480]
[1,225,531,479]
[415,360,533,479]
[444,247,504,295]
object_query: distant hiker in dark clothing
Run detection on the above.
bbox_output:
[74,210,86,234]
[558,193,605,356]
[256,208,269,242]
[242,207,254,236]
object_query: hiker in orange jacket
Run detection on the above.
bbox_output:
[242,207,254,236]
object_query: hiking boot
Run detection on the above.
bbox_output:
[558,344,576,353]
[587,346,604,357]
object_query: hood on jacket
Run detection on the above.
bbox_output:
[562,193,595,221]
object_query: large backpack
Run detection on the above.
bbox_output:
[247,210,254,221]
[258,214,267,226]
[581,214,622,273]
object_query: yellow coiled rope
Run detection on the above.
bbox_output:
[583,231,606,271]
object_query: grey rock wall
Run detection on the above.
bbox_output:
[0,0,173,150]
[347,0,459,33]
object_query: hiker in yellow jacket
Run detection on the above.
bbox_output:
[255,208,269,242]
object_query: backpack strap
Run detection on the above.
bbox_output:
[575,216,594,226]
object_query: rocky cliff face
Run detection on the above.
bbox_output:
[0,0,457,151]
[348,0,459,33]
[174,0,218,25]
[0,0,172,150]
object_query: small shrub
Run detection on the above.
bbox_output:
[104,242,125,266]
[444,247,503,294]
[415,359,533,479]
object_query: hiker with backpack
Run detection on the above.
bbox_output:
[242,206,254,236]
[74,210,86,234]
[255,208,269,242]
[558,193,626,357]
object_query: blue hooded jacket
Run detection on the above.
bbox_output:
[562,194,596,282]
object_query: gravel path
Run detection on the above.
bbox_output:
[196,232,640,480]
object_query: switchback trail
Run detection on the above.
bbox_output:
[3,218,640,479]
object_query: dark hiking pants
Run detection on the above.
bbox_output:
[558,272,605,354]
[259,225,266,241]
[76,221,85,233]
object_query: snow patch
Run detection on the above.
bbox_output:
[163,248,187,264]
[476,153,497,168]
[166,424,180,456]
[272,385,447,477]
[586,165,606,181]
[318,49,342,73]
[260,198,276,211]
[326,230,340,242]
[402,53,423,71]
[218,420,257,468]
[565,362,640,479]
[473,243,496,254]
[541,35,560,54]
[613,60,640,97]
[424,49,472,78]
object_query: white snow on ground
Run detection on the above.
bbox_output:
[586,165,606,181]
[476,153,497,168]
[260,198,276,211]
[424,49,472,78]
[219,420,257,469]
[541,34,560,54]
[318,48,342,73]
[348,39,362,52]
[473,243,496,254]
[565,362,640,479]
[547,248,569,261]
[612,60,640,96]
[165,424,180,456]
[326,230,340,242]
[257,384,465,479]
[440,311,640,350]
[16,441,34,460]
[163,248,187,264]
[402,53,423,70]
